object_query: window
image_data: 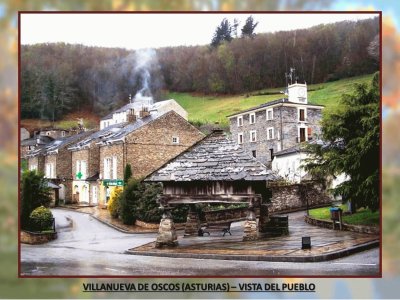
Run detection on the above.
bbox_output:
[104,158,112,179]
[307,127,312,140]
[45,163,54,178]
[112,156,117,179]
[238,133,244,144]
[92,186,98,204]
[299,128,306,142]
[267,127,274,140]
[61,131,65,137]
[172,136,179,144]
[76,161,80,178]
[249,113,256,124]
[252,150,257,158]
[76,160,87,179]
[266,108,273,120]
[29,164,38,172]
[237,116,243,127]
[270,149,274,160]
[81,161,87,179]
[298,108,306,121]
[250,130,257,142]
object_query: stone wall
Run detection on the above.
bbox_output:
[55,149,73,179]
[28,156,45,173]
[269,181,332,213]
[20,230,57,244]
[304,215,380,235]
[89,147,100,177]
[203,207,259,223]
[124,111,204,179]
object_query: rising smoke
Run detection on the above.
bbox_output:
[132,48,161,105]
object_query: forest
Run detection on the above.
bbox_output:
[20,17,379,121]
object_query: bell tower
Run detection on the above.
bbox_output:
[285,68,308,104]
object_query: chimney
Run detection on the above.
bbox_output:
[139,106,150,118]
[127,108,136,123]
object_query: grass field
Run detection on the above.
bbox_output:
[167,73,375,127]
[309,205,380,226]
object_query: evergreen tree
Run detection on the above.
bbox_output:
[123,163,133,184]
[21,170,52,230]
[241,16,258,38]
[210,18,233,48]
[304,72,380,212]
[232,18,240,38]
[119,178,142,224]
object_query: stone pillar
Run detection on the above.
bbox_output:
[155,205,178,248]
[243,200,258,241]
[184,205,200,236]
[258,203,270,233]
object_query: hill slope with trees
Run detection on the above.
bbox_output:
[21,17,379,123]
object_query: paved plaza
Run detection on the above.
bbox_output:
[127,211,379,262]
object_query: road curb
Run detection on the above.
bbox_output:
[55,206,157,234]
[124,240,379,262]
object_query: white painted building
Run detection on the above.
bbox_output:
[272,143,349,189]
[272,144,309,183]
[100,98,188,130]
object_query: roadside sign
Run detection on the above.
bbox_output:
[103,179,124,186]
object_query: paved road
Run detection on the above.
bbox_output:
[20,209,380,276]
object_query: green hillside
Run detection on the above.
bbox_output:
[167,74,375,127]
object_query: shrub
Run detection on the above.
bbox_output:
[107,187,122,219]
[29,206,53,231]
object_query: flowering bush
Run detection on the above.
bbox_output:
[107,187,122,219]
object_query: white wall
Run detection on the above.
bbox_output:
[272,152,309,183]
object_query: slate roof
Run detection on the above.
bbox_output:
[99,114,158,144]
[227,98,324,118]
[101,100,153,121]
[273,139,328,157]
[274,144,303,157]
[21,135,54,147]
[27,131,93,157]
[68,123,128,150]
[146,130,279,182]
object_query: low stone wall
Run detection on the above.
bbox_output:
[135,220,159,229]
[204,207,260,223]
[304,215,380,235]
[135,219,186,230]
[270,181,332,213]
[20,230,57,244]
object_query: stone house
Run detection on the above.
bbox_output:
[228,82,324,165]
[145,129,280,247]
[96,110,204,207]
[26,131,93,203]
[21,135,53,159]
[100,97,188,130]
[36,128,75,139]
[67,123,127,205]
